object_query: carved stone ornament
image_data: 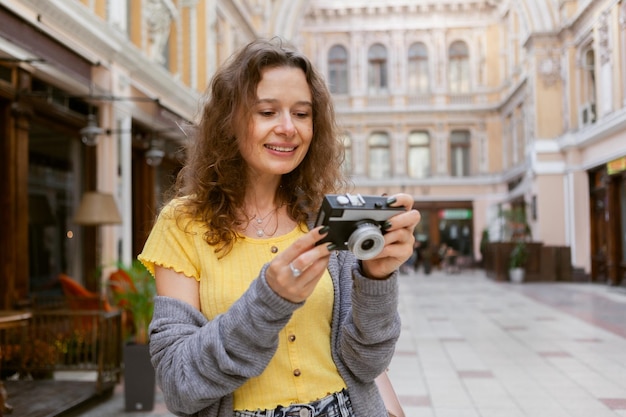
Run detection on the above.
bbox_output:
[146,0,175,64]
[598,11,610,65]
[538,53,561,87]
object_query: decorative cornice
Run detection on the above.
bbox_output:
[557,106,626,151]
[307,1,500,17]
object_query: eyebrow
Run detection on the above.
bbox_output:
[255,98,313,107]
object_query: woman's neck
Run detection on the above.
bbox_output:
[244,175,282,212]
[240,176,296,238]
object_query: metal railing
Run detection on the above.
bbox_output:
[0,296,122,394]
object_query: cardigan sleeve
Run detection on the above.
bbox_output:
[148,264,303,416]
[331,250,401,383]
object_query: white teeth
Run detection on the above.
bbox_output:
[266,145,295,152]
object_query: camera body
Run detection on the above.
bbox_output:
[315,193,404,260]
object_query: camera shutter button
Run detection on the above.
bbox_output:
[336,195,350,205]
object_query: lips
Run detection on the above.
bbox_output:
[265,144,296,152]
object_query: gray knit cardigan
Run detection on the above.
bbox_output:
[148,249,401,416]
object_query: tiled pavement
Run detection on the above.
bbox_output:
[78,268,626,417]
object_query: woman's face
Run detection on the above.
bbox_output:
[238,66,313,180]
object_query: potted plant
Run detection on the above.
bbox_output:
[108,260,156,411]
[109,260,155,344]
[509,241,528,283]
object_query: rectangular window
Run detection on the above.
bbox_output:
[369,132,391,178]
[450,131,470,177]
[329,66,348,94]
[408,131,430,178]
[370,148,391,179]
[369,61,388,93]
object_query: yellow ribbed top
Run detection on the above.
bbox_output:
[139,201,346,411]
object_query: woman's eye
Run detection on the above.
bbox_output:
[259,111,275,117]
[294,111,310,118]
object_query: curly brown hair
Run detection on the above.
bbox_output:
[171,38,349,256]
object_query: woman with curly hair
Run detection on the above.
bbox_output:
[139,37,420,417]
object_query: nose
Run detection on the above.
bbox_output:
[275,113,296,137]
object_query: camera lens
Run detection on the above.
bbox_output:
[360,239,375,251]
[348,222,385,260]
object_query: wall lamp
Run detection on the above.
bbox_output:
[78,96,161,147]
[80,114,105,146]
[145,147,165,167]
[21,89,187,166]
[144,137,166,167]
[80,116,173,167]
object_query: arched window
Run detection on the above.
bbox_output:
[408,43,429,93]
[408,131,430,178]
[448,41,470,93]
[450,130,470,177]
[328,45,348,94]
[341,134,352,176]
[368,132,391,178]
[368,44,388,94]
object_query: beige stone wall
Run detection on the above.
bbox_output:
[298,0,626,272]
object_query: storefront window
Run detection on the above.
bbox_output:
[0,65,11,83]
[28,123,83,295]
[438,209,473,256]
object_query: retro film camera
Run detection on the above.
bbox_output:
[315,193,405,260]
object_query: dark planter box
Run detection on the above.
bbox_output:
[483,242,572,282]
[123,343,155,411]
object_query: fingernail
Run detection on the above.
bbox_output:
[386,196,397,205]
[382,221,392,231]
[319,226,330,235]
[326,243,337,251]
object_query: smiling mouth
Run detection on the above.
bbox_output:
[265,144,296,152]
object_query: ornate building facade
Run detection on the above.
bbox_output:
[0,0,625,309]
[297,0,626,285]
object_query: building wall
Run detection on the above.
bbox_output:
[2,0,626,303]
[298,0,626,279]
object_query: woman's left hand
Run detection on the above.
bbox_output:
[361,193,421,280]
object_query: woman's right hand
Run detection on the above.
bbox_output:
[265,226,335,303]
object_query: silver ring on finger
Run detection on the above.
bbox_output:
[289,262,301,278]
